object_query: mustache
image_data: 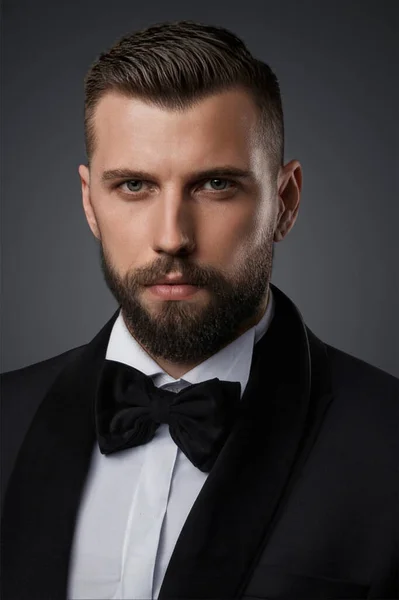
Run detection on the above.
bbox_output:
[125,259,221,288]
[99,244,233,291]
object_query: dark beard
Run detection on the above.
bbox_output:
[99,237,275,364]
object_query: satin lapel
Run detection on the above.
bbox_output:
[1,308,120,600]
[158,284,334,599]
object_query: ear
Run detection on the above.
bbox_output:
[78,163,101,240]
[274,159,302,242]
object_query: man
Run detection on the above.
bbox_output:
[1,19,398,600]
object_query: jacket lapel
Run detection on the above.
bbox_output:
[158,284,334,599]
[1,285,334,600]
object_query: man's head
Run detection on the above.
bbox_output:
[79,21,302,370]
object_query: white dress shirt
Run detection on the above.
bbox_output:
[67,287,275,600]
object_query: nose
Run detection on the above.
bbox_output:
[152,192,196,256]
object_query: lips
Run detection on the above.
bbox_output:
[148,274,196,285]
[152,280,193,285]
[147,283,201,299]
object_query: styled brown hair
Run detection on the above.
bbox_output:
[84,20,284,176]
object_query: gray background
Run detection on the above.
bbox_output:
[1,0,398,377]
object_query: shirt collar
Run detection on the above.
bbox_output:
[106,286,275,398]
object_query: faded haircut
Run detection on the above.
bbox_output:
[84,20,284,177]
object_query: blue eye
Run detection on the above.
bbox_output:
[124,180,143,192]
[203,179,231,191]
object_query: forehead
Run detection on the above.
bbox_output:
[91,88,264,173]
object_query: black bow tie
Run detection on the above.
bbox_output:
[94,360,242,472]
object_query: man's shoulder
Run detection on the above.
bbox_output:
[0,344,89,430]
[320,340,399,425]
[1,345,87,392]
[305,332,398,471]
[324,341,398,393]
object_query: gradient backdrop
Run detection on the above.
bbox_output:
[1,0,398,377]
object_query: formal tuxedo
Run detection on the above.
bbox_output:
[66,279,276,599]
[1,283,398,599]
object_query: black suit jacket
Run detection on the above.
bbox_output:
[1,284,398,599]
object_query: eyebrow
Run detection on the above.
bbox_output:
[100,166,255,184]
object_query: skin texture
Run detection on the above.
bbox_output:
[79,88,302,378]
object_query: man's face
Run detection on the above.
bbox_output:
[79,88,297,364]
